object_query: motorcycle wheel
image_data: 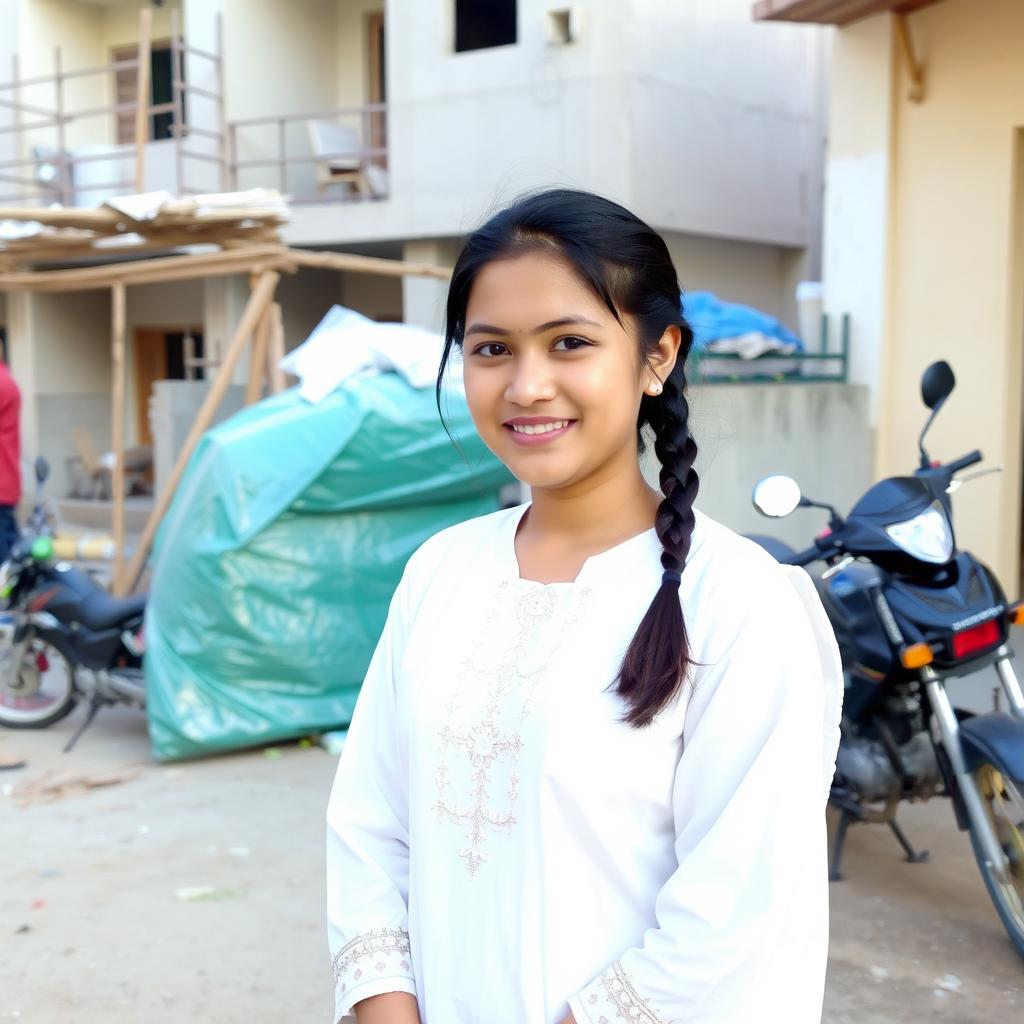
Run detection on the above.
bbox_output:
[0,640,77,728]
[969,761,1024,960]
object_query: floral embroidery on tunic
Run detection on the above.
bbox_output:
[434,580,590,877]
[332,927,412,992]
[597,961,665,1023]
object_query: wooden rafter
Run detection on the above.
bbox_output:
[752,0,943,26]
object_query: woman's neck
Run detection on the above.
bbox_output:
[516,467,662,582]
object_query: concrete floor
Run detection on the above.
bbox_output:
[1,648,1023,1023]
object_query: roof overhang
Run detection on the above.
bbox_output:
[752,0,943,26]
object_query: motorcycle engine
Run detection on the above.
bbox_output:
[835,731,940,803]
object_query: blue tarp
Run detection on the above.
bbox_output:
[683,291,803,351]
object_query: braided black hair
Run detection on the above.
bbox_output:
[438,188,700,729]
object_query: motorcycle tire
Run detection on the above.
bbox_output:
[0,643,77,729]
[968,761,1024,961]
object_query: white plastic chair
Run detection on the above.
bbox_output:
[306,120,371,198]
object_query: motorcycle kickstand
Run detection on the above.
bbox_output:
[888,818,929,864]
[829,810,856,882]
[62,695,108,753]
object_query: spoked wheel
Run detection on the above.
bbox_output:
[0,639,77,728]
[969,762,1024,959]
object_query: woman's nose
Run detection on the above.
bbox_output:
[504,355,556,407]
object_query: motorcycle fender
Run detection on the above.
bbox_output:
[959,712,1024,781]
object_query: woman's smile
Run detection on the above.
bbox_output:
[503,416,578,446]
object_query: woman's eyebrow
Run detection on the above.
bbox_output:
[465,315,603,337]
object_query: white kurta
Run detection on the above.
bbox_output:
[326,505,843,1024]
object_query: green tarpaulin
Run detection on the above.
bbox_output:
[144,372,511,762]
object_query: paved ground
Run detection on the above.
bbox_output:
[1,657,1022,1023]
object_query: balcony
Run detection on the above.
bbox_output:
[0,1,388,211]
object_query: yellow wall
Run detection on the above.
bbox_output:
[881,0,1024,586]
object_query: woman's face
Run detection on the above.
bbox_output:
[461,250,674,492]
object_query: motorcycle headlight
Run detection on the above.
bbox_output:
[884,501,954,564]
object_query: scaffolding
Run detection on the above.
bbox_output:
[0,8,227,206]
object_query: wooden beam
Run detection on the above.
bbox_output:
[0,243,290,292]
[752,0,941,25]
[122,270,280,593]
[134,8,152,192]
[245,302,271,404]
[894,12,925,102]
[110,282,127,594]
[266,302,286,394]
[286,247,451,281]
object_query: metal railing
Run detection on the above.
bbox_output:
[690,312,850,385]
[228,103,388,203]
[0,11,226,207]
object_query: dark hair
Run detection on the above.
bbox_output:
[437,188,699,729]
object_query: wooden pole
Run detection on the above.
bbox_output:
[266,302,285,394]
[110,283,127,594]
[245,302,271,404]
[122,270,280,593]
[134,7,153,193]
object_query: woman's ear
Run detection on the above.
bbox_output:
[648,325,682,383]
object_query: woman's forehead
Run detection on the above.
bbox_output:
[467,252,612,325]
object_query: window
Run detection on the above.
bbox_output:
[455,0,516,53]
[114,41,185,145]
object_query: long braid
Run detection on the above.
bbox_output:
[615,358,699,728]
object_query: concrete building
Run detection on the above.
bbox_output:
[0,0,864,543]
[757,0,1024,590]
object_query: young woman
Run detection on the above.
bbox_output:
[326,189,843,1024]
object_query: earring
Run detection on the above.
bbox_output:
[649,380,663,395]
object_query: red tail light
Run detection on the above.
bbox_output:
[951,618,1002,660]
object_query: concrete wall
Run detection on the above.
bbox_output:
[824,0,1024,585]
[687,382,872,547]
[287,0,827,259]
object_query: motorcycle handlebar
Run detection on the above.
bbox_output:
[945,449,983,475]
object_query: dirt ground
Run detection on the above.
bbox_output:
[2,684,1022,1024]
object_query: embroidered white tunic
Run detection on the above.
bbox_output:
[326,505,843,1024]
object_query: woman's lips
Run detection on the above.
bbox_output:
[503,419,577,447]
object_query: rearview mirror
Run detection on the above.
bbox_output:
[753,475,802,519]
[921,360,955,410]
[34,456,50,484]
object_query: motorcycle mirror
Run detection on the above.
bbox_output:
[752,475,803,519]
[921,360,955,410]
[34,456,50,484]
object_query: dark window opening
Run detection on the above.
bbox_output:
[455,0,516,53]
[115,41,186,144]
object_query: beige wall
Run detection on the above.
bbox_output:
[16,0,180,153]
[826,0,1024,585]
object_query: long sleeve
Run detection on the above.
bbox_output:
[568,566,843,1023]
[326,575,417,1023]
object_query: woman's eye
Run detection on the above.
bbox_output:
[552,335,593,352]
[472,343,510,358]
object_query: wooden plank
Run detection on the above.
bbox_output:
[110,283,127,594]
[123,270,281,594]
[266,302,286,394]
[752,0,941,24]
[134,8,153,192]
[245,302,271,404]
[0,243,289,292]
[288,247,451,281]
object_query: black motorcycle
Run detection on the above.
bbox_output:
[748,360,1024,959]
[0,457,146,751]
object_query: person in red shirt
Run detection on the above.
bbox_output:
[0,360,22,563]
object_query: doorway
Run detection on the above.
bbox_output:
[366,11,387,170]
[134,327,204,447]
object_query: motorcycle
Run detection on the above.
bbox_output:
[0,457,147,751]
[748,360,1024,959]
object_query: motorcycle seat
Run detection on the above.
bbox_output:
[74,591,146,632]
